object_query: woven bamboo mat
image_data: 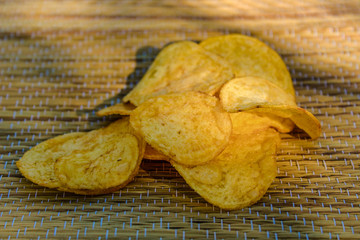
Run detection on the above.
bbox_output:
[1,0,360,239]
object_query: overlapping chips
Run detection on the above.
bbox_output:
[143,144,169,161]
[172,112,281,210]
[219,76,297,112]
[17,118,145,195]
[129,91,232,166]
[247,106,321,139]
[200,34,296,96]
[96,102,135,117]
[18,34,321,210]
[16,132,86,189]
[219,76,321,139]
[122,41,234,106]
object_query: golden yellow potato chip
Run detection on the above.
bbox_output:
[55,133,142,195]
[54,117,145,195]
[247,105,321,139]
[231,112,294,134]
[96,102,136,116]
[123,41,234,106]
[144,144,169,161]
[220,77,296,112]
[130,91,232,166]
[200,34,295,96]
[172,116,281,210]
[16,132,86,189]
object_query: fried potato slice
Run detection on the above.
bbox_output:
[231,112,294,134]
[220,77,296,112]
[16,132,86,189]
[172,114,281,210]
[123,41,234,106]
[130,91,232,166]
[200,34,295,96]
[96,102,136,116]
[247,106,321,139]
[55,133,142,194]
[144,144,169,161]
[54,117,145,195]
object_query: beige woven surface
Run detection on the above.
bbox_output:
[1,0,360,239]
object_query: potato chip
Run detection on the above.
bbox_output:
[96,102,136,116]
[172,115,281,210]
[200,34,295,96]
[123,41,234,106]
[220,77,296,112]
[130,91,232,166]
[144,144,169,161]
[55,133,142,194]
[16,132,86,189]
[231,111,294,134]
[54,117,145,195]
[247,105,321,139]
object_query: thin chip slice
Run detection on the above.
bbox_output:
[96,102,136,117]
[231,112,294,134]
[130,91,232,166]
[123,41,234,106]
[247,105,321,139]
[16,132,86,189]
[54,117,145,195]
[55,133,142,195]
[220,77,296,112]
[172,115,281,210]
[200,34,295,96]
[144,144,169,161]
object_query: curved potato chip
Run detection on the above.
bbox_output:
[200,34,295,96]
[54,133,142,194]
[123,41,234,106]
[220,77,296,112]
[130,91,232,166]
[172,122,280,210]
[247,106,321,139]
[54,117,145,195]
[231,112,294,134]
[96,102,136,116]
[16,132,86,189]
[144,144,169,161]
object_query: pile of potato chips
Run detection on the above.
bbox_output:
[17,34,321,210]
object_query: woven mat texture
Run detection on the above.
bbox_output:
[1,0,360,239]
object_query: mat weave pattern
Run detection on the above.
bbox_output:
[1,0,360,239]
